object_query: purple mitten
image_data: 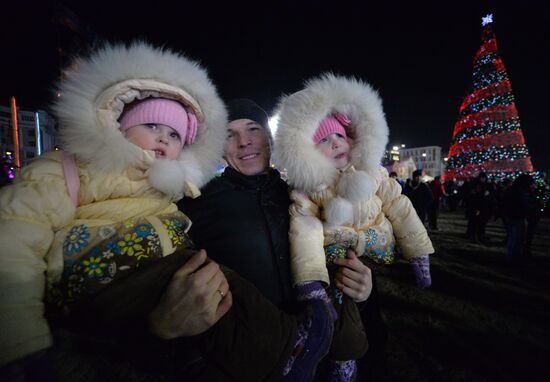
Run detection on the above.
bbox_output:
[296,281,337,320]
[327,359,357,382]
[409,255,432,289]
[282,281,337,380]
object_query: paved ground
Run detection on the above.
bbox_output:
[376,209,550,382]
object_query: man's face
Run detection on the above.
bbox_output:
[224,118,270,176]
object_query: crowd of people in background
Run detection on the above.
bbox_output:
[392,169,549,267]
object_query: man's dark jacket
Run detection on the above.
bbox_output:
[178,166,293,307]
[178,166,388,380]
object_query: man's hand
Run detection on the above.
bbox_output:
[333,249,373,302]
[148,249,232,339]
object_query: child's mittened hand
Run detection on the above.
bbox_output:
[409,255,432,289]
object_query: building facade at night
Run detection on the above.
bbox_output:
[0,104,57,169]
[399,145,445,178]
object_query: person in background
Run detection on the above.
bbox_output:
[403,169,434,226]
[389,171,404,190]
[494,177,513,243]
[503,174,540,265]
[428,176,448,230]
[404,178,413,194]
[465,172,494,243]
[444,178,460,212]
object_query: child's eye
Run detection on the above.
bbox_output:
[319,137,328,144]
[170,131,181,140]
[145,123,157,129]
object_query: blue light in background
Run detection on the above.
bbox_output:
[35,112,42,156]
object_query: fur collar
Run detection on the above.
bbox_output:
[52,42,227,201]
[274,73,389,193]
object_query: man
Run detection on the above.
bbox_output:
[465,172,495,243]
[179,98,293,306]
[404,169,434,226]
[179,98,379,379]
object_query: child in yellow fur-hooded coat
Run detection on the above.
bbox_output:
[0,42,227,367]
[274,74,434,292]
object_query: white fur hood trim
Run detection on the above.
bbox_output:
[274,73,389,192]
[52,42,227,200]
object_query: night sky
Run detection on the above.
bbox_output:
[2,0,549,171]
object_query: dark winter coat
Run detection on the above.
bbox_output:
[465,180,495,220]
[180,166,388,379]
[404,181,434,222]
[178,166,293,307]
[504,184,539,222]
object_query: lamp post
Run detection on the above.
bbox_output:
[10,97,21,172]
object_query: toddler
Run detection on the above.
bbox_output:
[275,73,435,380]
[0,42,227,369]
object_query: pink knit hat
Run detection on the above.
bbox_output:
[312,113,351,144]
[119,98,198,146]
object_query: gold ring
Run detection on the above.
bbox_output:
[217,289,225,298]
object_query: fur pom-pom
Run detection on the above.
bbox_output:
[323,196,354,226]
[148,158,203,201]
[336,170,375,202]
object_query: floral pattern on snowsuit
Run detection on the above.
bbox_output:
[324,227,395,305]
[48,213,193,311]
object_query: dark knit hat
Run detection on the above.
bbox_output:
[226,98,273,147]
[227,98,269,130]
[412,169,423,178]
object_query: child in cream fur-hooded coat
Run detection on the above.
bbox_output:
[274,74,434,292]
[0,42,227,367]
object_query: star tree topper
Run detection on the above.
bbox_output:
[482,14,493,26]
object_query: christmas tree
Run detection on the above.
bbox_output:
[445,14,534,181]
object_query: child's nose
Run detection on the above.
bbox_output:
[158,131,169,144]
